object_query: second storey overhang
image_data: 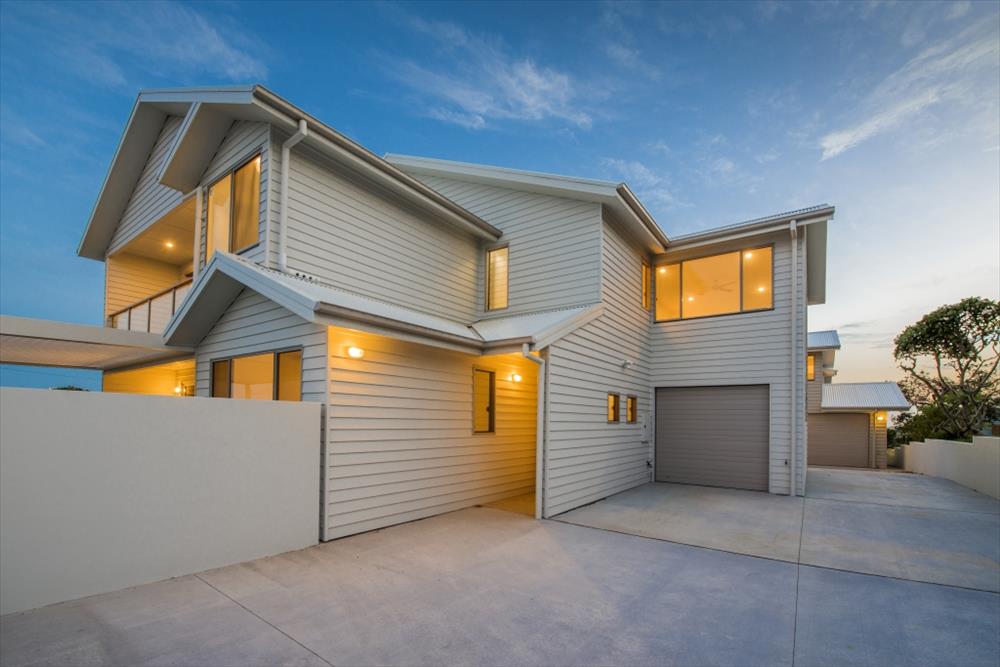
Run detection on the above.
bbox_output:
[164,253,603,354]
[78,86,501,261]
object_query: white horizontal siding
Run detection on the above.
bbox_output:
[104,253,185,320]
[414,175,603,318]
[648,231,807,494]
[324,326,537,540]
[108,116,185,255]
[544,217,651,517]
[278,144,479,322]
[193,289,327,403]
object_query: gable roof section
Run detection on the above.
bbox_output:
[385,154,670,253]
[821,382,910,411]
[808,330,841,350]
[164,253,598,353]
[79,86,500,260]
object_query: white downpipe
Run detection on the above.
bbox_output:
[192,186,202,281]
[522,343,546,519]
[789,220,799,497]
[279,119,309,273]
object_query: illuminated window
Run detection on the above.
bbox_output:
[807,354,815,381]
[486,246,509,310]
[607,393,620,423]
[641,262,650,310]
[626,395,637,423]
[211,349,301,401]
[206,155,261,260]
[473,368,495,433]
[654,245,773,321]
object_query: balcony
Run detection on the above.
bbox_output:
[108,280,192,334]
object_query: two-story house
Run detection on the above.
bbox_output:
[0,86,835,541]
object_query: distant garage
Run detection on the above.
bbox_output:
[808,413,870,467]
[655,385,770,492]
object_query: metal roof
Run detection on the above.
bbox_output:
[821,382,910,411]
[808,330,841,350]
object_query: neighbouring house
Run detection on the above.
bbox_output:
[0,85,836,540]
[806,330,910,469]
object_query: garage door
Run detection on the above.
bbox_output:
[655,385,770,491]
[808,413,870,468]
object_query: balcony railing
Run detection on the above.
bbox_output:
[108,280,193,335]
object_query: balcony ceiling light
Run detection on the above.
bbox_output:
[164,241,175,249]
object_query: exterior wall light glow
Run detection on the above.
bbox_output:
[173,385,182,395]
[875,412,886,422]
[347,346,365,359]
[744,251,753,259]
[687,296,695,301]
[510,373,522,383]
[164,241,175,249]
[757,286,766,293]
[659,267,667,274]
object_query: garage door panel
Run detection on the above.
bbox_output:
[808,413,869,468]
[655,385,770,492]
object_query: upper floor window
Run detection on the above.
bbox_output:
[211,349,301,401]
[207,155,261,259]
[641,262,651,310]
[486,246,509,311]
[807,354,815,381]
[655,245,773,321]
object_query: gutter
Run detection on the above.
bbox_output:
[616,185,670,248]
[279,119,308,273]
[664,206,834,252]
[521,343,546,519]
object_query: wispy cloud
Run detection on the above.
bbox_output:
[2,1,267,88]
[819,20,999,160]
[600,3,661,80]
[602,158,688,210]
[383,15,591,130]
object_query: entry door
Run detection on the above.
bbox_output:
[655,385,770,491]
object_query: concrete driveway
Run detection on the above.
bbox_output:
[2,470,998,667]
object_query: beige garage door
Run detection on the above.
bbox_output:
[655,385,770,491]
[808,413,870,468]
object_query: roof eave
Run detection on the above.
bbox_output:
[663,205,835,251]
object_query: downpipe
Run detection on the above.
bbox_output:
[522,343,545,519]
[278,119,309,273]
[789,220,798,497]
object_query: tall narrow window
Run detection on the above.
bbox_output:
[486,246,509,311]
[607,393,620,423]
[655,265,681,321]
[211,359,231,398]
[741,246,773,311]
[473,368,496,433]
[277,350,303,401]
[231,353,273,400]
[806,354,815,381]
[205,155,261,260]
[641,262,651,310]
[626,395,638,423]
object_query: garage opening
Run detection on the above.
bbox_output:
[655,385,770,492]
[808,413,870,468]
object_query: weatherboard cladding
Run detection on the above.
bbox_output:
[280,142,479,323]
[108,115,185,255]
[412,175,604,319]
[543,217,651,517]
[648,230,808,495]
[104,253,185,321]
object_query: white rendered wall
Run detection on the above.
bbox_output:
[897,436,999,499]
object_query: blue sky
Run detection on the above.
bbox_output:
[1,0,998,389]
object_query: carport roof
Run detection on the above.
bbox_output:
[821,382,910,411]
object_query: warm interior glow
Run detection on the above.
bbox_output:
[741,246,773,311]
[744,251,753,259]
[347,346,365,359]
[656,246,773,321]
[231,353,273,400]
[473,368,495,433]
[682,251,740,318]
[654,264,680,320]
[757,286,766,293]
[807,354,815,381]
[486,247,509,310]
[659,267,666,274]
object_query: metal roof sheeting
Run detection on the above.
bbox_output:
[808,330,841,350]
[821,382,910,411]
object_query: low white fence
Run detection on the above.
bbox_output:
[0,388,321,615]
[893,436,999,499]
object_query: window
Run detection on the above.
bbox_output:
[607,393,620,423]
[626,395,637,423]
[206,155,261,259]
[641,262,650,310]
[486,246,509,311]
[654,245,773,321]
[807,354,815,381]
[473,368,496,433]
[211,349,302,401]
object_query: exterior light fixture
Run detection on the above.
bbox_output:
[347,346,364,359]
[510,373,522,383]
[876,412,886,422]
[164,241,175,249]
[173,385,182,395]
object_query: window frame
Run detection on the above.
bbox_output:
[205,152,262,260]
[210,346,303,401]
[607,392,621,423]
[472,367,497,434]
[485,244,510,312]
[626,395,638,423]
[653,243,775,323]
[641,262,651,310]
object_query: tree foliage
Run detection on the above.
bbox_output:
[893,297,1000,439]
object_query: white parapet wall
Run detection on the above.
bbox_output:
[0,388,321,615]
[897,436,1000,499]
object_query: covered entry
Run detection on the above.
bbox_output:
[655,385,770,492]
[808,413,870,468]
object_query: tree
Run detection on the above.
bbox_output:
[893,297,1000,440]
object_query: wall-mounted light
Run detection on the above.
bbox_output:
[164,241,175,249]
[875,411,886,423]
[347,346,365,359]
[173,385,182,395]
[510,373,522,383]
